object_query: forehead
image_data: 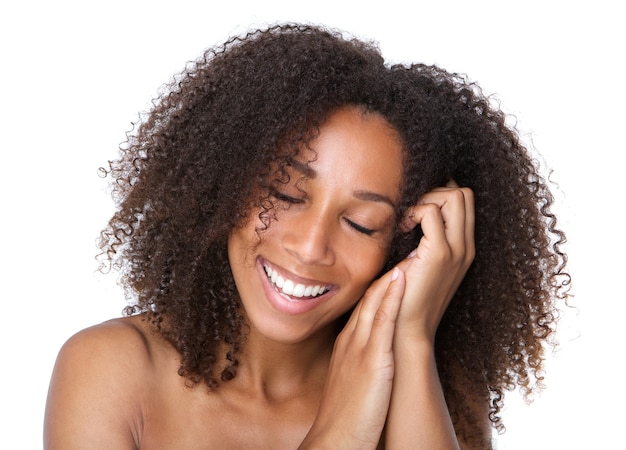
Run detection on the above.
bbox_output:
[292,106,405,203]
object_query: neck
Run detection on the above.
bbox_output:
[228,321,338,403]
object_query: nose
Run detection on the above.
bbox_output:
[281,208,336,266]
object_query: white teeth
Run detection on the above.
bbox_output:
[283,280,294,295]
[293,284,305,297]
[263,263,329,299]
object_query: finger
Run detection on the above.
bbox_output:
[404,188,469,256]
[343,244,416,336]
[349,264,406,341]
[400,178,458,232]
[400,187,459,232]
[440,187,475,302]
[430,188,468,255]
[426,185,475,264]
[367,267,405,353]
[343,268,397,337]
[461,187,476,265]
[405,203,448,250]
[436,184,474,256]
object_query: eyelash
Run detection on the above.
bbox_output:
[271,190,304,204]
[345,219,375,236]
[271,189,376,236]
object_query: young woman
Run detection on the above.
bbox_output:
[44,24,569,449]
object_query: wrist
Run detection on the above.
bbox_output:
[392,330,437,371]
[393,324,435,349]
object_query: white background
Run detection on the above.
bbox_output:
[1,1,623,448]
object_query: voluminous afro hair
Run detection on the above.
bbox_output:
[99,24,569,443]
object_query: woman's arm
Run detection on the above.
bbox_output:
[385,184,476,449]
[44,320,147,449]
[301,184,479,449]
[387,343,492,449]
[386,340,458,449]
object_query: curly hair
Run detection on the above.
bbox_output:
[99,23,569,442]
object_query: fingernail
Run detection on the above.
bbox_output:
[408,249,417,258]
[391,267,399,281]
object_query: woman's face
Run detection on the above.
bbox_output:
[228,106,404,344]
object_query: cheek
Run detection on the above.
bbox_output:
[345,242,390,287]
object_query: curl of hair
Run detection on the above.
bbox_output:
[99,24,569,443]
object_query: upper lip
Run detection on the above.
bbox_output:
[259,257,334,289]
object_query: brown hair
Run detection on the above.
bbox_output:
[99,24,569,440]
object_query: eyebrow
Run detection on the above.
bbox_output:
[353,190,396,208]
[289,159,316,178]
[289,160,397,208]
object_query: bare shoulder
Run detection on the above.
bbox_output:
[44,315,162,449]
[52,315,158,384]
[62,315,155,362]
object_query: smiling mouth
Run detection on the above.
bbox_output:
[263,262,332,300]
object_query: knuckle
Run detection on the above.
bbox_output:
[429,245,453,266]
[423,203,441,216]
[467,244,476,262]
[448,188,465,203]
[372,308,390,326]
[461,186,475,200]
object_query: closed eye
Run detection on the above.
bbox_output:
[345,218,375,236]
[271,189,304,205]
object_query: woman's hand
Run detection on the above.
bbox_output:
[299,267,406,449]
[383,182,475,449]
[301,183,475,449]
[396,181,475,344]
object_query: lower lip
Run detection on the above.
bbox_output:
[256,258,334,315]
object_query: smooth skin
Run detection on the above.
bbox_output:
[300,181,477,450]
[44,107,483,449]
